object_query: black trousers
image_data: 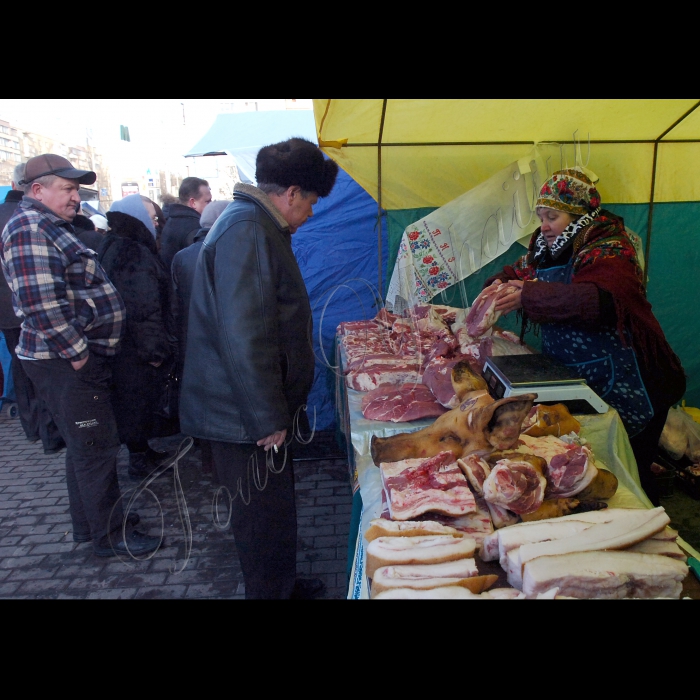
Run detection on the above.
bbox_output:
[209,440,297,600]
[3,328,63,450]
[22,354,124,544]
[630,406,670,508]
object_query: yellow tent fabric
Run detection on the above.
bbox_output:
[314,99,700,210]
[312,98,700,409]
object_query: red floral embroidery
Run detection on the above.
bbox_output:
[428,265,440,275]
[422,255,434,264]
[437,281,448,288]
[408,231,419,241]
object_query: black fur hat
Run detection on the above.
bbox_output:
[256,137,339,197]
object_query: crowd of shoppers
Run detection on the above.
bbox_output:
[0,140,338,599]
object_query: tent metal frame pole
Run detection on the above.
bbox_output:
[377,100,387,300]
[645,142,659,287]
[643,100,700,287]
[330,99,700,296]
[342,138,700,147]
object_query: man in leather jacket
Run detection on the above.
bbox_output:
[180,138,338,599]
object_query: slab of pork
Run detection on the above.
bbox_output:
[390,497,494,552]
[365,534,476,578]
[370,558,481,597]
[480,507,647,564]
[346,364,423,392]
[517,506,670,567]
[361,383,448,422]
[521,550,689,598]
[380,451,477,520]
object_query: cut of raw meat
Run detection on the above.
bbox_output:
[380,451,477,520]
[346,364,423,392]
[422,354,481,408]
[481,457,547,515]
[361,383,448,422]
[465,283,516,337]
[521,550,689,599]
[516,434,597,498]
[366,534,476,578]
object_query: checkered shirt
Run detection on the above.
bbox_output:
[0,198,125,360]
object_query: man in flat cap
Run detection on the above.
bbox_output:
[0,161,64,455]
[180,137,338,599]
[0,154,161,558]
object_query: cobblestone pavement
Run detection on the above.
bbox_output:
[0,410,353,599]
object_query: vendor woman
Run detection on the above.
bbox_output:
[487,168,686,506]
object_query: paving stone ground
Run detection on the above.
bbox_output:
[0,409,353,600]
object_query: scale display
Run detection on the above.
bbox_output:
[482,354,608,414]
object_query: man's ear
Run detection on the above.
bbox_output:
[287,186,301,203]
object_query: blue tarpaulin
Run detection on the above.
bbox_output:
[185,110,388,430]
[292,166,388,430]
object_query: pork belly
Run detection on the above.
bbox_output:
[517,506,670,567]
[380,452,477,520]
[366,534,476,579]
[337,319,383,334]
[370,558,483,597]
[346,364,423,392]
[404,497,494,551]
[480,531,502,562]
[364,518,462,543]
[626,539,687,560]
[373,586,482,599]
[522,550,689,598]
[495,518,595,568]
[483,587,525,599]
[651,526,680,541]
[483,507,644,566]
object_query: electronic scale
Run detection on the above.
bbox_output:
[482,354,609,414]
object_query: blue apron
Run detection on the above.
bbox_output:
[537,260,654,437]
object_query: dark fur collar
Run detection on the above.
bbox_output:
[106,211,158,255]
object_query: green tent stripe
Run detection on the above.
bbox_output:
[384,202,699,407]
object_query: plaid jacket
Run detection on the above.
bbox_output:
[0,198,125,360]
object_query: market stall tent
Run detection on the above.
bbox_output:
[185,110,319,183]
[312,99,700,407]
[185,110,388,430]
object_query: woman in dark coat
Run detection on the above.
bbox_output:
[486,168,686,506]
[98,194,176,479]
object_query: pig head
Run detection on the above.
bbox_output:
[370,390,538,466]
[370,360,538,465]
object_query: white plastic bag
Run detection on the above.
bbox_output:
[659,407,700,462]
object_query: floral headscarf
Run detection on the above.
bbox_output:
[536,168,601,215]
[534,168,602,261]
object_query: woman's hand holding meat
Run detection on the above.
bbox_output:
[494,280,524,316]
